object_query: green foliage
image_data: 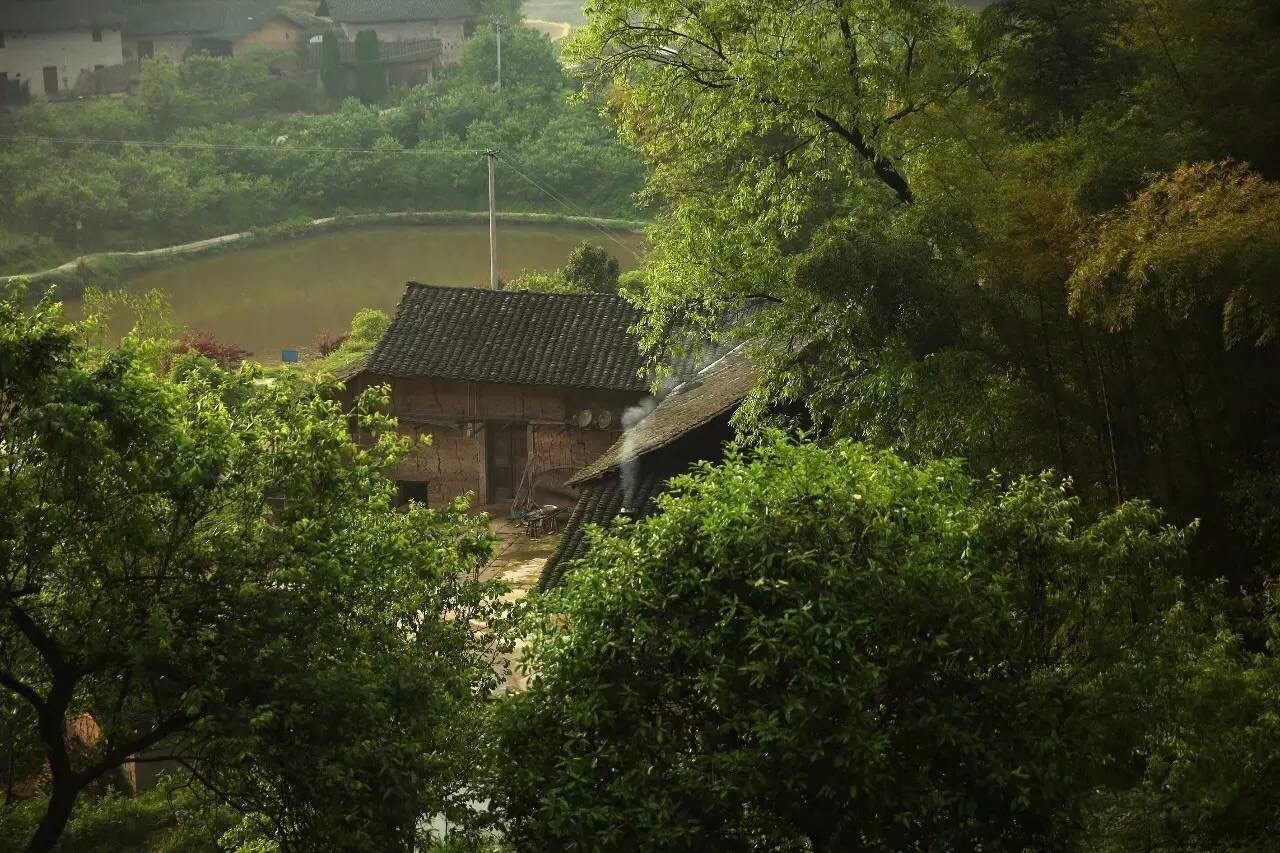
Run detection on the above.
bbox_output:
[567,0,1280,587]
[310,306,391,373]
[319,30,343,99]
[0,288,506,851]
[0,28,645,273]
[0,779,236,852]
[494,436,1212,850]
[507,241,623,293]
[0,230,62,275]
[353,30,386,105]
[460,25,563,91]
[1070,161,1280,348]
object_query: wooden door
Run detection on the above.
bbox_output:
[42,66,58,96]
[486,422,528,503]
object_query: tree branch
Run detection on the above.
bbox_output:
[812,110,914,204]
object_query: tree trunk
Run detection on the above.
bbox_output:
[25,774,79,853]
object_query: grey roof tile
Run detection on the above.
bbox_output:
[569,346,755,484]
[7,0,123,31]
[327,0,475,24]
[364,283,649,391]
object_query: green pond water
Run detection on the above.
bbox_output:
[83,223,645,362]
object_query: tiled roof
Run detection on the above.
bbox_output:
[569,346,755,485]
[538,466,675,590]
[116,1,283,38]
[7,0,123,31]
[327,0,475,24]
[539,351,754,589]
[364,283,648,391]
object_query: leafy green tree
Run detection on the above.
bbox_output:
[460,25,563,92]
[561,242,622,293]
[508,242,624,294]
[354,29,385,105]
[0,288,504,852]
[495,436,1204,851]
[319,30,343,99]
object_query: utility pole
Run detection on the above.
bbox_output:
[486,149,498,290]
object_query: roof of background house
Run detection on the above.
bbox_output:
[326,0,475,24]
[569,346,755,485]
[210,2,302,39]
[116,1,296,39]
[309,35,441,64]
[6,0,123,31]
[363,283,648,391]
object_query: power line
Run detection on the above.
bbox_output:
[496,153,641,257]
[0,134,485,156]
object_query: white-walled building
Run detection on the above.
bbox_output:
[0,0,125,98]
[327,0,475,66]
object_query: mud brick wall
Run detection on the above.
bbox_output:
[350,376,642,508]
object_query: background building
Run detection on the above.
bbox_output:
[0,0,124,98]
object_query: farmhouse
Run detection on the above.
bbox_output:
[326,0,475,66]
[0,0,125,99]
[343,283,652,510]
[308,34,442,89]
[539,345,757,589]
[118,1,310,68]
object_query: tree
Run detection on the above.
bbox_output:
[561,242,621,293]
[0,288,505,851]
[353,29,385,105]
[567,0,1280,587]
[316,0,330,16]
[170,329,251,371]
[495,436,1205,850]
[507,243,624,294]
[319,30,343,99]
[460,25,563,92]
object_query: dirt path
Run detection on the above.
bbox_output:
[481,512,560,695]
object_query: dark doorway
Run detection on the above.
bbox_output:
[486,422,528,503]
[138,39,154,63]
[42,66,58,95]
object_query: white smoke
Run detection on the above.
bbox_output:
[619,396,658,511]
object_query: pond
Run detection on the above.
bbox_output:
[81,222,646,362]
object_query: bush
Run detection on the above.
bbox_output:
[494,436,1205,850]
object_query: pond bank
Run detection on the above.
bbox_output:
[2,211,648,296]
[58,220,648,361]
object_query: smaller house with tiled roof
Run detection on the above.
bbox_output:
[117,1,312,69]
[343,282,652,509]
[539,345,757,590]
[326,0,476,65]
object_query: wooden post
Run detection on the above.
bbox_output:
[486,150,498,290]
